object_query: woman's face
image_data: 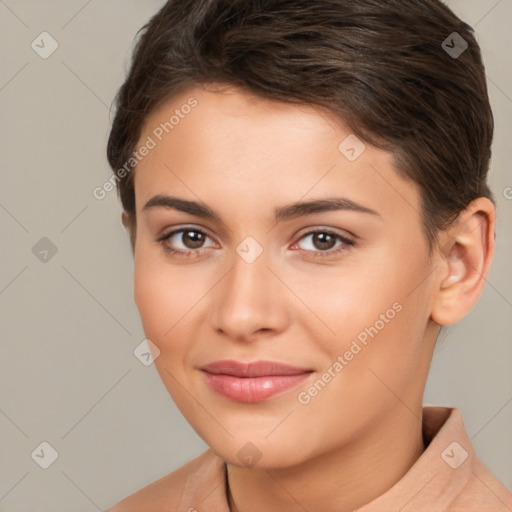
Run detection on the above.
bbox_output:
[131,84,439,468]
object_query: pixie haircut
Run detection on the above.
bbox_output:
[106,0,494,254]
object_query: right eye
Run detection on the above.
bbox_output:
[156,227,217,258]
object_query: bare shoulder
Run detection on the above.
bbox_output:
[105,449,216,512]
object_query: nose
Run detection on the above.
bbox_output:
[210,248,289,343]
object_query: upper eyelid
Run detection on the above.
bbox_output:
[159,226,216,243]
[295,225,355,239]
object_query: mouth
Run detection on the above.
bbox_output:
[199,359,314,403]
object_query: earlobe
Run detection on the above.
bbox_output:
[431,198,495,326]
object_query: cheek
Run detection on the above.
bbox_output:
[133,247,184,345]
[134,266,167,339]
[302,246,430,370]
[282,254,404,340]
[133,251,212,360]
[133,259,194,401]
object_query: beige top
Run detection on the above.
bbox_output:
[107,406,512,511]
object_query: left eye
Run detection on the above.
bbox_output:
[293,230,355,255]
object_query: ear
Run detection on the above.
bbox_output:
[121,211,130,229]
[121,211,136,255]
[431,197,496,326]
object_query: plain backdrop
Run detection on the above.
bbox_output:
[0,1,511,510]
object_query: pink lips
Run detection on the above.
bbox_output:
[200,360,313,403]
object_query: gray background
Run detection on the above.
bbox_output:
[0,1,511,510]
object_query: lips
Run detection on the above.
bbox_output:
[199,360,314,402]
[200,359,312,377]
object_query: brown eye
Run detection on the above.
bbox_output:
[157,227,216,257]
[294,229,355,258]
[180,230,206,249]
[311,232,337,251]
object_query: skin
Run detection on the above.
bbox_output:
[121,83,495,512]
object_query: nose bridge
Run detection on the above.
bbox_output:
[211,242,287,340]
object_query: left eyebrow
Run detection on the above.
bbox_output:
[141,194,381,222]
[274,197,381,222]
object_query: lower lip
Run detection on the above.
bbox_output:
[201,371,312,402]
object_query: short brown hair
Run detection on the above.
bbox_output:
[106,0,494,253]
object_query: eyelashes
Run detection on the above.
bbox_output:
[155,226,356,260]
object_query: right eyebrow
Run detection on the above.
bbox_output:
[142,195,219,220]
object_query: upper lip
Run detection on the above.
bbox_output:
[200,360,313,378]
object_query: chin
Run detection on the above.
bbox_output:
[208,437,313,470]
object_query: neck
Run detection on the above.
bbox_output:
[226,403,426,512]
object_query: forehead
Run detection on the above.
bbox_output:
[140,84,345,158]
[133,84,421,224]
